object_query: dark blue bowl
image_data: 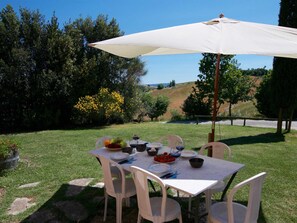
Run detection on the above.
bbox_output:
[170,152,181,158]
[189,158,204,168]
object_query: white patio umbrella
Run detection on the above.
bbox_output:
[89,15,297,141]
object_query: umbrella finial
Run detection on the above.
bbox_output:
[219,14,224,18]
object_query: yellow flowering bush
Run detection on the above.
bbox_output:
[73,88,124,124]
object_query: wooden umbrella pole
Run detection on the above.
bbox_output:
[209,53,221,143]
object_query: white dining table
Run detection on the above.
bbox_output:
[89,146,244,222]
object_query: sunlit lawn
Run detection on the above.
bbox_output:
[0,122,297,222]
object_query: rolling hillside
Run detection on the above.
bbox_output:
[150,80,261,121]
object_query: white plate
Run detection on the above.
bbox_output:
[146,142,162,149]
[105,146,122,151]
[181,150,197,158]
[110,153,130,161]
[148,164,171,176]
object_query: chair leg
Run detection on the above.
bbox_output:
[188,195,192,218]
[137,212,142,223]
[178,212,183,223]
[116,197,123,223]
[103,192,108,221]
[204,190,212,213]
[207,214,213,223]
[125,197,130,207]
[148,179,156,192]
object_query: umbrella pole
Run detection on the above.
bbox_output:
[209,53,221,144]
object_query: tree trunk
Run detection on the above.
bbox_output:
[276,108,283,134]
[229,103,233,125]
[287,109,294,133]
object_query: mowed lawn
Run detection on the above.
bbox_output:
[0,122,297,222]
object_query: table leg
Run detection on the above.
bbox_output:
[194,193,201,223]
[220,172,237,201]
[148,179,157,192]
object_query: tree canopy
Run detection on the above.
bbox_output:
[271,0,297,133]
[182,53,253,119]
[0,5,146,132]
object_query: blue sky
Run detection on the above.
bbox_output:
[1,0,280,84]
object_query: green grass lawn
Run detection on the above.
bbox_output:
[1,122,297,222]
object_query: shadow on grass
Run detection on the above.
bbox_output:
[19,183,268,223]
[192,133,285,152]
[19,184,188,223]
[20,184,138,223]
[220,132,285,146]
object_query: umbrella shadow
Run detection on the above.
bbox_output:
[191,133,284,152]
[219,132,285,147]
[20,184,102,223]
[20,184,139,223]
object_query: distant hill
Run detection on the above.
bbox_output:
[150,78,262,121]
[146,83,170,88]
[150,82,195,120]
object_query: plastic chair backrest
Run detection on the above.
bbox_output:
[99,155,126,195]
[130,166,168,219]
[227,172,267,223]
[95,136,112,149]
[199,142,231,160]
[158,135,184,148]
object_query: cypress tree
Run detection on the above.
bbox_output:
[271,0,297,133]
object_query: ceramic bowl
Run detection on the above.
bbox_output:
[122,147,133,154]
[189,157,204,168]
[136,143,147,152]
[147,148,158,156]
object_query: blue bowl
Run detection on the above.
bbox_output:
[170,152,181,158]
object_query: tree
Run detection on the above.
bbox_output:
[255,71,277,118]
[157,83,164,89]
[0,5,147,132]
[182,89,212,118]
[221,64,254,124]
[168,80,176,87]
[69,15,147,122]
[271,0,297,133]
[182,53,234,118]
[241,67,269,77]
[146,95,169,121]
[0,5,25,131]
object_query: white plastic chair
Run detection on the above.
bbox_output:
[197,142,232,212]
[95,136,129,178]
[99,155,136,223]
[208,172,267,223]
[130,166,183,223]
[158,134,184,149]
[185,142,232,217]
[157,135,184,196]
[199,142,231,160]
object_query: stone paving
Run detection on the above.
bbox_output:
[6,178,102,222]
[5,178,206,222]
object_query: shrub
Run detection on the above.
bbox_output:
[157,84,164,90]
[170,109,183,121]
[0,138,19,160]
[73,88,124,125]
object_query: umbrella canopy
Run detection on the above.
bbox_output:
[89,16,297,142]
[89,17,297,59]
